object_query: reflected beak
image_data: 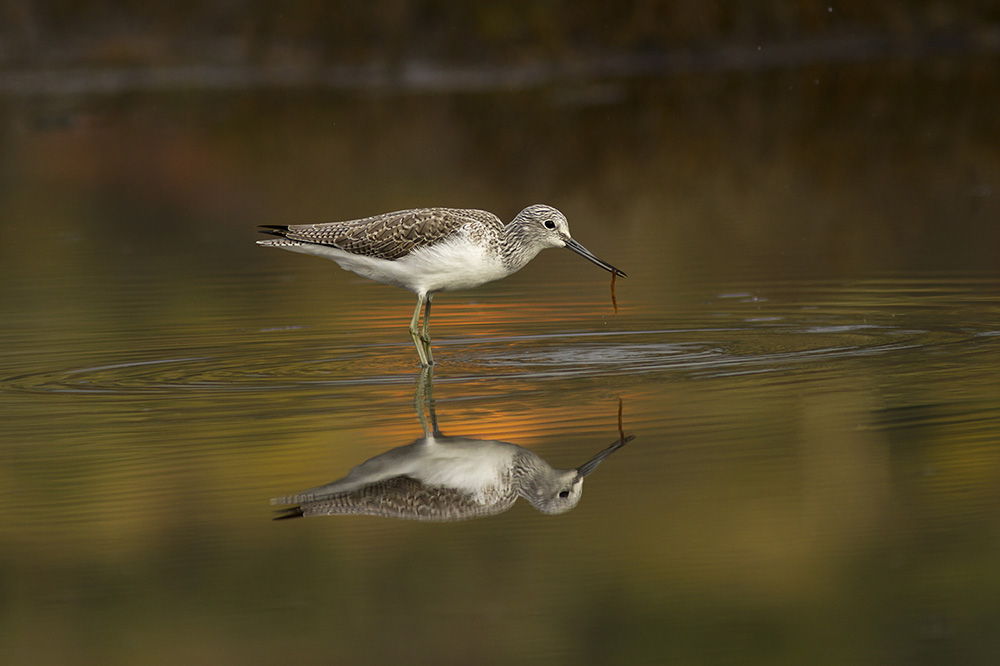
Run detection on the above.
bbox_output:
[576,434,634,478]
[564,237,627,278]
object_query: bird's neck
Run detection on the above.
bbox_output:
[500,221,546,271]
[511,450,553,494]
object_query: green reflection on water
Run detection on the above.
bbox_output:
[2,54,1000,665]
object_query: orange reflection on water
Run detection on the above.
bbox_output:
[329,294,625,341]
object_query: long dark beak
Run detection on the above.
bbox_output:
[576,434,634,479]
[564,237,627,278]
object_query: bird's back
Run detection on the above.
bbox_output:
[259,207,504,260]
[275,475,516,521]
[271,436,523,522]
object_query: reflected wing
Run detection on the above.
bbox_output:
[273,476,514,522]
[260,208,503,260]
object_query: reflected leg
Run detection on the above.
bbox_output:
[424,365,441,435]
[414,366,434,435]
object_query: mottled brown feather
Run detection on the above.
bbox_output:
[289,475,516,522]
[279,208,504,260]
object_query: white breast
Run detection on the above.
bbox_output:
[393,234,510,294]
[413,438,519,496]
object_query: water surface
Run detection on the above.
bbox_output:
[2,58,1000,665]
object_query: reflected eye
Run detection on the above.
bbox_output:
[558,490,570,498]
[544,219,556,230]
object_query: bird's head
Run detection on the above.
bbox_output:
[512,204,627,278]
[523,435,633,515]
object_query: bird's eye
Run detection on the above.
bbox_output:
[558,490,570,498]
[544,219,556,230]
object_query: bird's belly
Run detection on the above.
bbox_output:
[266,235,510,295]
[414,440,518,497]
[396,238,509,293]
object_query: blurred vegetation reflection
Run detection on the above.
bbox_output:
[2,4,1000,665]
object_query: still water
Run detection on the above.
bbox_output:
[2,61,1000,664]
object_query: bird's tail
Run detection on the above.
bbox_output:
[273,505,305,521]
[258,225,291,238]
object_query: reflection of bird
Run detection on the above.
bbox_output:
[272,434,633,522]
[257,204,626,366]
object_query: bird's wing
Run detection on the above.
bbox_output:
[262,208,503,260]
[270,439,428,505]
[274,475,515,522]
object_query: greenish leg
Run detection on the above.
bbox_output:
[421,296,434,366]
[409,295,430,366]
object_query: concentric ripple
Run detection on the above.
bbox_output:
[0,320,986,396]
[3,276,997,395]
